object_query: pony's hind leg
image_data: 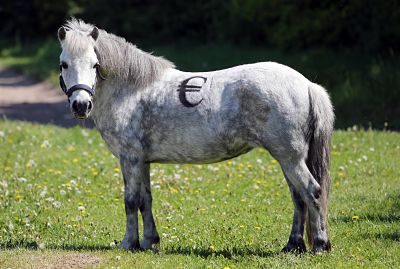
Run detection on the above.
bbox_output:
[279,158,330,254]
[282,178,307,253]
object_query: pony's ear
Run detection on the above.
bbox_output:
[58,26,67,41]
[89,27,99,41]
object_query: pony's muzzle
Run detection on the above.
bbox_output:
[71,99,93,119]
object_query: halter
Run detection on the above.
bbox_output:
[59,64,106,99]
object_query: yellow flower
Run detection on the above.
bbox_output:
[169,187,178,193]
[72,158,78,164]
[352,215,359,221]
[271,159,278,164]
[223,267,231,269]
[114,167,120,173]
[209,245,215,251]
[67,146,76,152]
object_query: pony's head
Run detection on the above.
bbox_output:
[57,22,104,119]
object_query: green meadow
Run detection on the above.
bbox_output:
[0,121,399,268]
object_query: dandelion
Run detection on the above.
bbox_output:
[169,187,178,193]
[67,145,76,152]
[223,267,231,269]
[72,158,78,164]
[114,167,120,173]
[26,159,36,168]
[40,140,50,148]
[209,245,215,251]
[352,215,359,221]
[271,159,278,164]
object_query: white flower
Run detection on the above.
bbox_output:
[40,187,48,197]
[78,206,85,211]
[60,190,66,196]
[0,131,4,137]
[52,201,61,208]
[70,180,77,186]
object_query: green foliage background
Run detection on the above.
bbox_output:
[1,0,399,52]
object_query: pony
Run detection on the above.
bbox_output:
[57,19,334,254]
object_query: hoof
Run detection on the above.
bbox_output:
[312,240,331,255]
[118,239,140,251]
[282,240,307,254]
[140,236,160,253]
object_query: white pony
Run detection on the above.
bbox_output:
[58,19,334,254]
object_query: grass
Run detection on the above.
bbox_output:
[0,39,399,129]
[0,120,399,268]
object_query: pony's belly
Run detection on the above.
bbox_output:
[147,140,253,164]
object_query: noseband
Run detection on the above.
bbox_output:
[59,64,106,99]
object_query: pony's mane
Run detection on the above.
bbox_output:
[63,18,175,87]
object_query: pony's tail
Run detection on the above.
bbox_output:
[305,83,334,250]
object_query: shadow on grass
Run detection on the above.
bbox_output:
[331,192,400,224]
[165,245,280,259]
[0,240,283,259]
[362,231,400,242]
[331,214,400,224]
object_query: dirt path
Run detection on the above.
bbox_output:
[0,68,92,127]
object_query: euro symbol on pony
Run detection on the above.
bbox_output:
[177,76,207,107]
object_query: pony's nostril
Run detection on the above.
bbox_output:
[72,100,91,115]
[72,101,79,112]
[88,101,93,111]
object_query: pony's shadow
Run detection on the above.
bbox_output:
[165,245,279,259]
[0,240,280,258]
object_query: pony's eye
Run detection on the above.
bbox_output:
[61,62,68,69]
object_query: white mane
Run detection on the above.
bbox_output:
[62,18,175,87]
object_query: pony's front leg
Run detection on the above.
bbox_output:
[139,163,160,251]
[118,155,144,250]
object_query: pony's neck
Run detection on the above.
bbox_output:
[95,31,175,88]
